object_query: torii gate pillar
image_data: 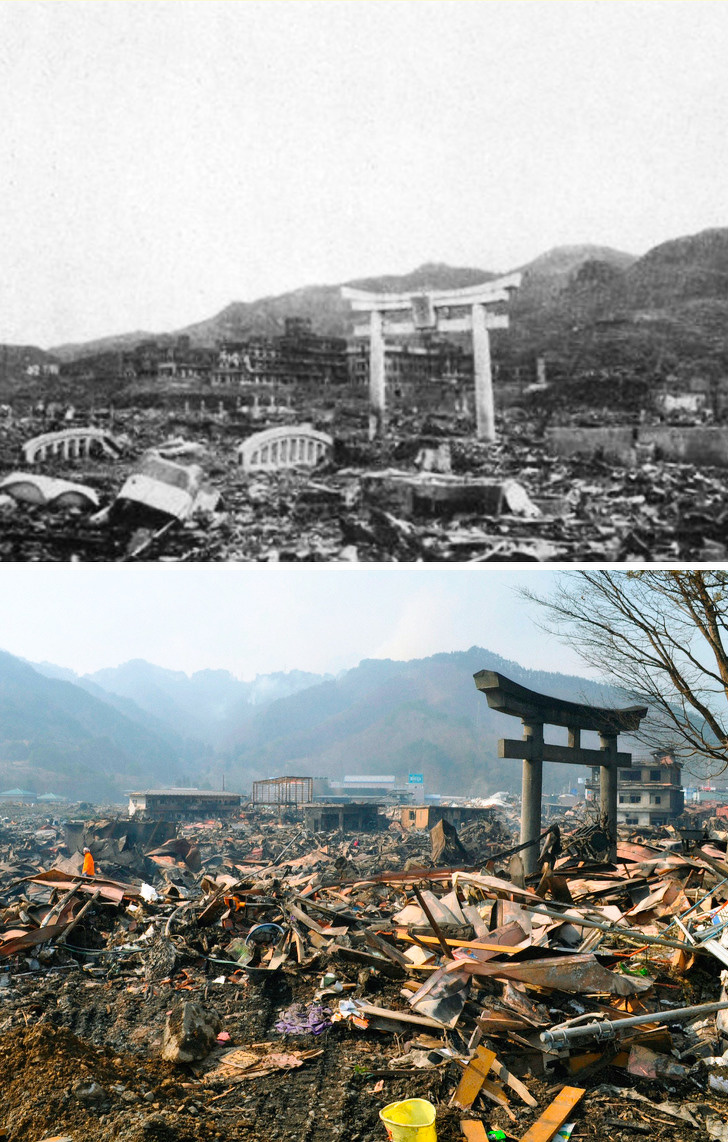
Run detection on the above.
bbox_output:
[472,303,497,442]
[474,670,648,877]
[369,309,386,440]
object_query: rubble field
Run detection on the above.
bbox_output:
[0,406,726,561]
[3,805,728,1141]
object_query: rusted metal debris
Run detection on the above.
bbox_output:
[1,801,728,1139]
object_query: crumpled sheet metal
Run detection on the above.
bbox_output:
[26,868,139,904]
[0,921,71,958]
[449,952,654,996]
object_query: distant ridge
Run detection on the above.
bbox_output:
[11,646,626,802]
[12,226,728,380]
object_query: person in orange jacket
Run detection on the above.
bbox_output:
[82,847,95,876]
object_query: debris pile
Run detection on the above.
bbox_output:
[2,805,728,1139]
[1,408,727,560]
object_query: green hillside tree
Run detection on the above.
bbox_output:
[523,570,728,776]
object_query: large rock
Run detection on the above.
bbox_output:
[161,1002,221,1063]
[143,935,178,982]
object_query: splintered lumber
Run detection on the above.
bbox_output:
[287,902,347,937]
[480,1078,516,1120]
[397,933,522,954]
[40,884,80,927]
[364,927,412,969]
[412,884,451,957]
[491,1059,538,1107]
[519,1086,585,1142]
[450,1046,496,1109]
[56,889,101,945]
[351,1000,448,1032]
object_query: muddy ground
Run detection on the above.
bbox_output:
[2,939,728,1142]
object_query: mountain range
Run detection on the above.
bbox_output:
[48,247,636,361]
[36,226,726,382]
[0,646,631,804]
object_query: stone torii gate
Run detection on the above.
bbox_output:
[474,670,647,875]
[341,273,521,441]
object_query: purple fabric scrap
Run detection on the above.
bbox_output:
[274,1002,333,1036]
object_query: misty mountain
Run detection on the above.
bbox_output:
[508,228,728,375]
[83,660,331,747]
[217,647,627,798]
[0,651,186,801]
[14,646,644,803]
[49,263,499,361]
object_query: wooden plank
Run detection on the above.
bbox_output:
[287,903,347,937]
[461,1121,489,1142]
[396,931,521,954]
[519,1086,585,1142]
[450,1046,496,1110]
[353,1000,447,1030]
[364,928,412,969]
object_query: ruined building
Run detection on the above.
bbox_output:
[212,318,348,387]
[588,754,684,828]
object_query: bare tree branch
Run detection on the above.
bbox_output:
[521,570,728,776]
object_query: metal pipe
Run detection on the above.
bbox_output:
[520,902,694,952]
[662,874,728,935]
[541,999,728,1049]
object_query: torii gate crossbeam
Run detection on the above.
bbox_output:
[342,273,521,441]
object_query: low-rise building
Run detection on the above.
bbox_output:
[0,788,36,804]
[399,805,496,830]
[212,319,347,387]
[347,339,473,395]
[128,789,241,821]
[329,775,398,802]
[303,802,383,833]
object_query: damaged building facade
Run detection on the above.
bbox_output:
[211,319,348,387]
[616,754,684,827]
[585,754,685,827]
[127,788,242,820]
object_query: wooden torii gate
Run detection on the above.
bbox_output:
[341,273,521,441]
[474,670,647,875]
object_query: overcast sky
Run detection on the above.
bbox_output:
[0,566,591,680]
[1,0,725,347]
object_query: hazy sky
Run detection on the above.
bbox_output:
[1,0,725,346]
[0,565,590,680]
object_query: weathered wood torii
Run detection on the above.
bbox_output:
[341,273,521,441]
[474,670,647,875]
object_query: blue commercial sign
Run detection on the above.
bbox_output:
[408,773,424,784]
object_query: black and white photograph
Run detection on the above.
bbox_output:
[0,0,726,561]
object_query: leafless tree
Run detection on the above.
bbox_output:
[522,570,728,776]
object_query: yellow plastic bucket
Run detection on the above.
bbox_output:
[379,1098,437,1142]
